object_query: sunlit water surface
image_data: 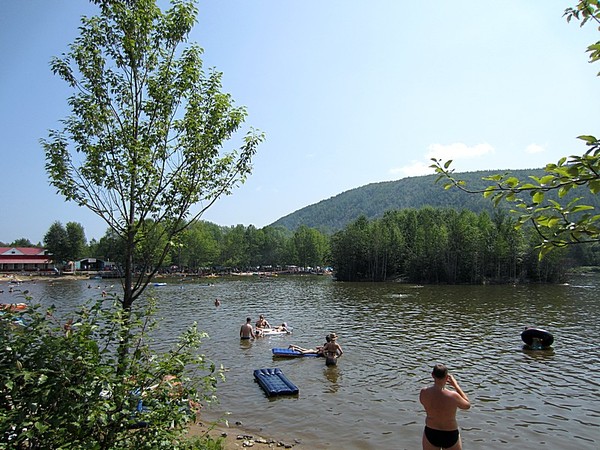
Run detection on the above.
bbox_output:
[6,273,599,449]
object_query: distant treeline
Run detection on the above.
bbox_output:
[6,207,599,283]
[330,207,599,284]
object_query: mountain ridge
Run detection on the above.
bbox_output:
[269,168,600,232]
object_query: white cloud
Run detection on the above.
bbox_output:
[391,142,496,179]
[525,143,545,154]
[426,142,495,161]
[390,161,435,178]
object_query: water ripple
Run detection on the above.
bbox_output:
[16,273,600,450]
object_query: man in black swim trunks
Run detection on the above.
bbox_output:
[419,364,470,449]
[240,317,255,340]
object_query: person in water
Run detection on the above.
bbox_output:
[289,335,331,355]
[240,317,255,340]
[322,333,343,365]
[255,314,271,329]
[288,343,323,354]
[274,322,290,332]
[419,364,470,450]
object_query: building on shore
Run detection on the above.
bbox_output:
[0,247,52,272]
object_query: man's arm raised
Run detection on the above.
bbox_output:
[448,374,471,410]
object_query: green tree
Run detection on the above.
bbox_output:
[91,228,127,268]
[44,221,69,267]
[220,224,248,269]
[9,238,35,247]
[66,221,87,261]
[330,216,370,281]
[432,1,600,258]
[37,0,262,446]
[42,0,263,312]
[176,220,221,270]
[292,225,328,269]
[256,225,289,267]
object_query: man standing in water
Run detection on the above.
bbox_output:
[419,364,470,449]
[240,317,255,340]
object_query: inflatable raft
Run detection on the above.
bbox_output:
[521,327,554,349]
[258,327,292,336]
[272,347,319,357]
[253,368,299,396]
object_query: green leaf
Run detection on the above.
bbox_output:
[520,183,538,189]
[538,244,554,260]
[539,175,555,186]
[571,205,595,213]
[577,134,598,143]
[532,191,545,204]
[558,185,572,198]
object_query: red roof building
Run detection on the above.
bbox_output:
[0,247,53,272]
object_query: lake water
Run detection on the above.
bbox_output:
[4,273,599,449]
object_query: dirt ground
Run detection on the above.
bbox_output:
[188,419,306,449]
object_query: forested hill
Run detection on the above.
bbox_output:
[270,169,600,232]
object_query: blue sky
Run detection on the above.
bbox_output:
[1,0,599,244]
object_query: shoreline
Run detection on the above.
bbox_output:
[189,419,306,449]
[1,273,91,282]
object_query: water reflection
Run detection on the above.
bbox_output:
[324,365,340,392]
[6,273,599,449]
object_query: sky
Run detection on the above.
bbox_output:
[1,0,599,245]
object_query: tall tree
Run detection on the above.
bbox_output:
[44,221,69,266]
[65,221,87,261]
[292,225,328,269]
[91,228,126,266]
[42,0,263,313]
[220,224,248,268]
[176,220,221,269]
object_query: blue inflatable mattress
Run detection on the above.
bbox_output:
[272,347,319,357]
[254,368,299,396]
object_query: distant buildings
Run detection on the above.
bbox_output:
[0,247,115,274]
[0,247,52,272]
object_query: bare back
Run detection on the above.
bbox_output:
[420,386,467,430]
[240,323,254,338]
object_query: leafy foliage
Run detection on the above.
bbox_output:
[43,221,87,266]
[330,208,568,283]
[431,149,600,258]
[29,1,257,447]
[41,0,263,309]
[0,297,223,449]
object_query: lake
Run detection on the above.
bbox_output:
[5,273,599,449]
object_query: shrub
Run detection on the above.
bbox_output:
[0,298,224,449]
